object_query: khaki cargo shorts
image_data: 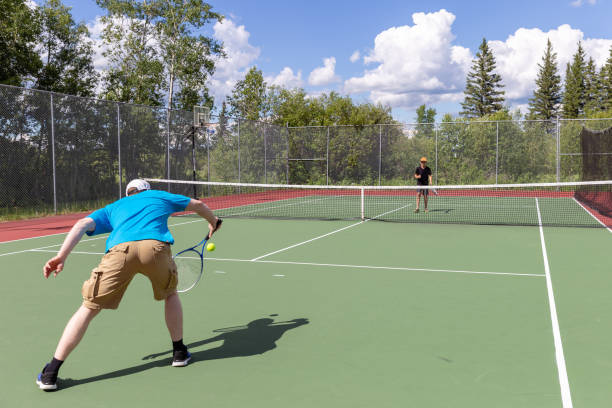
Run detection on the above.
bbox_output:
[82,240,178,310]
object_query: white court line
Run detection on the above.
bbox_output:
[535,198,573,408]
[572,197,612,234]
[0,218,206,257]
[29,249,543,277]
[251,202,412,261]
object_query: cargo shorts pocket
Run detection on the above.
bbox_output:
[82,271,103,301]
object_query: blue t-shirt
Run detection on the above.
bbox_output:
[86,190,191,252]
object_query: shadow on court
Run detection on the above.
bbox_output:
[59,316,309,390]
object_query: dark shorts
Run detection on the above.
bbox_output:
[417,188,429,196]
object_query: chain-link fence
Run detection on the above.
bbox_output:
[1,84,611,219]
[289,119,612,186]
[0,84,289,219]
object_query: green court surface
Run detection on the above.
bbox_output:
[1,215,611,407]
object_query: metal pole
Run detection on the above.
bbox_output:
[435,125,438,185]
[117,104,121,198]
[50,93,57,213]
[556,117,561,184]
[192,126,197,198]
[326,126,329,185]
[166,109,171,191]
[264,123,267,183]
[378,125,382,186]
[286,124,289,185]
[237,119,241,193]
[207,128,210,196]
[495,122,499,184]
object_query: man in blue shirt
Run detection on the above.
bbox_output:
[36,179,221,391]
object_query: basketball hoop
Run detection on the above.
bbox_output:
[193,106,210,128]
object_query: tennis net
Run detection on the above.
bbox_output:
[146,178,612,228]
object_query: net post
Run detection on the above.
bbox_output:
[360,188,365,220]
[50,93,57,214]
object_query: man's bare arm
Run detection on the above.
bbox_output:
[43,217,96,278]
[185,199,221,237]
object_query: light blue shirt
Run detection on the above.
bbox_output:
[86,190,191,252]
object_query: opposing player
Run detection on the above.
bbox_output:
[36,179,221,391]
[414,157,433,213]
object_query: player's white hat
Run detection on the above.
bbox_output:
[125,179,151,196]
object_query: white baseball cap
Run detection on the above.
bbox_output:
[125,179,151,196]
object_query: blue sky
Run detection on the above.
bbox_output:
[53,0,612,122]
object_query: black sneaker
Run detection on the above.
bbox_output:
[36,364,58,391]
[172,349,191,367]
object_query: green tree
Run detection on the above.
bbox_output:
[601,46,612,110]
[98,0,164,105]
[415,104,436,139]
[584,57,603,113]
[528,39,562,120]
[562,42,587,118]
[97,0,223,109]
[35,0,97,96]
[0,0,42,86]
[227,66,268,121]
[461,38,505,118]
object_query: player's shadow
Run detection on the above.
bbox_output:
[60,316,309,390]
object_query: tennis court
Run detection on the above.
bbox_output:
[1,189,612,407]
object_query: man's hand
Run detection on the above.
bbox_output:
[208,217,222,238]
[43,255,66,278]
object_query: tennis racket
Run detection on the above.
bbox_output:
[174,219,222,292]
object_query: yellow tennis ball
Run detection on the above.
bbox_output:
[206,242,216,252]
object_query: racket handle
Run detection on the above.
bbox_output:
[207,218,223,239]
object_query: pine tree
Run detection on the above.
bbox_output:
[528,39,562,119]
[600,46,612,110]
[562,42,587,118]
[584,57,603,113]
[461,38,505,118]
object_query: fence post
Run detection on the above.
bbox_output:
[556,117,561,184]
[378,125,382,186]
[117,104,121,199]
[50,93,57,214]
[207,126,210,196]
[326,126,329,185]
[238,119,241,186]
[264,122,267,183]
[286,123,289,185]
[495,122,499,184]
[435,125,438,185]
[166,109,170,191]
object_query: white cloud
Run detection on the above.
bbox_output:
[308,57,340,86]
[344,9,612,112]
[344,9,471,110]
[207,19,261,104]
[489,24,612,101]
[265,67,303,88]
[350,51,361,63]
[571,0,596,7]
